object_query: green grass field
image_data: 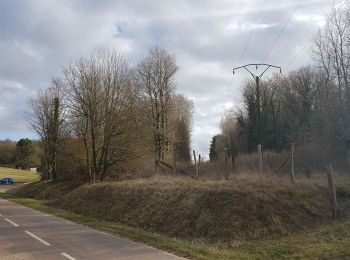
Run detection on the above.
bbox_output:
[0,167,41,183]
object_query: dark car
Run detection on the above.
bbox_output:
[0,178,15,184]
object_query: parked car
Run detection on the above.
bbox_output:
[0,178,15,184]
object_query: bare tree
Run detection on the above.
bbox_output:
[313,2,350,166]
[135,46,178,170]
[63,50,136,181]
[29,80,64,180]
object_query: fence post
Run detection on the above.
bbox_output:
[198,154,201,177]
[291,143,295,184]
[257,144,263,175]
[173,150,177,175]
[326,164,337,219]
[193,150,198,178]
[305,153,311,178]
[224,148,228,167]
[231,154,236,174]
[224,148,229,180]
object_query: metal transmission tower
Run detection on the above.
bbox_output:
[232,63,282,147]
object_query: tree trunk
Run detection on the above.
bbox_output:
[347,141,350,169]
[51,97,59,181]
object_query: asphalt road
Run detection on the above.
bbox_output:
[0,199,186,260]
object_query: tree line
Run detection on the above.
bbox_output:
[210,3,350,169]
[27,46,193,182]
[0,138,40,169]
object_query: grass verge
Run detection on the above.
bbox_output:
[3,182,350,259]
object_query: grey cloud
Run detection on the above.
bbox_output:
[0,0,330,157]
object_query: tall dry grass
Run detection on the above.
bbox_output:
[198,144,349,180]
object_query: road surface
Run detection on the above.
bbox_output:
[0,199,185,260]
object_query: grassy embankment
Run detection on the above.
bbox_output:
[5,175,350,259]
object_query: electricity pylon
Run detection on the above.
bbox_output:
[232,63,282,147]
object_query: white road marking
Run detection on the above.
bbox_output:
[25,231,50,246]
[61,253,76,260]
[12,214,51,217]
[4,217,19,227]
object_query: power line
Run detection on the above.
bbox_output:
[261,0,303,63]
[238,0,269,63]
[285,0,349,69]
[226,0,269,100]
[285,30,320,69]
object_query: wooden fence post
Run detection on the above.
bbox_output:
[305,153,311,178]
[224,148,228,167]
[173,150,176,175]
[327,164,337,219]
[224,148,229,180]
[231,154,236,174]
[257,144,263,175]
[193,150,198,178]
[198,154,201,177]
[291,143,295,184]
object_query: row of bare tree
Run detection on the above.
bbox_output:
[29,47,193,182]
[211,3,350,170]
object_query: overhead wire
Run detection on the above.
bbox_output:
[284,30,319,69]
[284,0,348,69]
[261,0,303,63]
[238,0,269,63]
[226,0,269,100]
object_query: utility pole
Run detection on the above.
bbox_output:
[232,64,282,146]
[233,64,281,175]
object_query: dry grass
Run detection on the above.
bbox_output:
[198,143,349,180]
[14,176,333,243]
[4,191,350,260]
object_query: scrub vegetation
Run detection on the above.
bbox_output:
[9,175,350,259]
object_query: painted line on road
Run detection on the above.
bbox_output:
[25,231,50,246]
[4,217,19,227]
[61,252,77,260]
[12,214,51,217]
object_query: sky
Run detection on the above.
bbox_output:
[0,0,331,158]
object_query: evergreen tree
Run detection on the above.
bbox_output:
[15,138,34,169]
[209,135,218,161]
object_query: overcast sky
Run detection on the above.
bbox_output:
[0,0,331,157]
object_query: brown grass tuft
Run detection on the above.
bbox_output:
[14,176,333,243]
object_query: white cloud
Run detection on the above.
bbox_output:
[0,0,330,157]
[226,20,278,32]
[294,13,326,26]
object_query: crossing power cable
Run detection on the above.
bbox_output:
[285,0,348,69]
[261,0,303,63]
[238,0,269,63]
[226,0,269,100]
[284,30,319,69]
